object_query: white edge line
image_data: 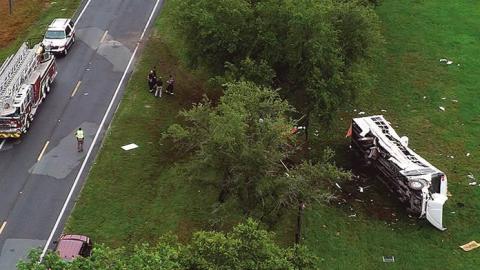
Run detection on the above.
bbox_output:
[140,0,161,40]
[39,0,160,261]
[0,139,5,150]
[73,0,92,31]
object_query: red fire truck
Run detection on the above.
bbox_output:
[0,43,57,138]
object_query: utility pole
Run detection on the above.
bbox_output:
[8,0,13,15]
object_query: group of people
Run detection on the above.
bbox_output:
[147,68,175,98]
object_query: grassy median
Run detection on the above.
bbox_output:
[67,0,479,269]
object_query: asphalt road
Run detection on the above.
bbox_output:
[0,0,162,268]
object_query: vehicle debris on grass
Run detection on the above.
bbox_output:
[459,241,480,252]
[121,143,139,151]
[382,256,395,263]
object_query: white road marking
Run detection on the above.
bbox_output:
[100,30,108,43]
[73,0,92,31]
[70,81,82,97]
[0,221,6,234]
[140,0,161,40]
[40,0,161,261]
[37,141,50,161]
[0,139,5,150]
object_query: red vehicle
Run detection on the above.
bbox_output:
[55,234,93,261]
[0,42,57,138]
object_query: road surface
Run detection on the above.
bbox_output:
[0,0,162,268]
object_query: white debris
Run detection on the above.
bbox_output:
[83,93,89,96]
[335,183,342,190]
[468,182,477,186]
[439,106,445,111]
[381,109,387,112]
[447,61,453,65]
[439,59,448,63]
[441,97,446,100]
[452,99,458,103]
[358,111,365,115]
[348,214,357,218]
[466,153,471,157]
[423,96,427,99]
[121,143,138,151]
[450,155,454,159]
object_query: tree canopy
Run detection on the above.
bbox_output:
[18,219,316,270]
[169,0,383,118]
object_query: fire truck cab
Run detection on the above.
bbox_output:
[0,42,57,138]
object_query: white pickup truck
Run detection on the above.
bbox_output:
[349,115,448,231]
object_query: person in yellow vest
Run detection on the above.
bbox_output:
[75,128,85,152]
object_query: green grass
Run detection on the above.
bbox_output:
[67,0,480,269]
[0,0,81,61]
[304,0,480,269]
[65,5,228,247]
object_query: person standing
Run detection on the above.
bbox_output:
[155,76,163,98]
[147,70,157,93]
[166,75,175,95]
[75,128,85,152]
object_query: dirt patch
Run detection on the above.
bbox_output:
[335,165,412,224]
[0,0,47,48]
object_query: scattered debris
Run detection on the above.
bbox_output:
[348,214,357,218]
[452,99,458,103]
[358,111,366,115]
[423,96,427,99]
[83,93,89,96]
[468,182,477,186]
[447,191,452,197]
[439,106,445,111]
[466,153,471,157]
[144,105,151,108]
[439,59,454,65]
[381,109,387,112]
[335,183,342,190]
[451,211,455,214]
[460,241,480,252]
[450,155,454,159]
[441,97,446,100]
[121,143,138,151]
[335,231,341,236]
[382,256,395,263]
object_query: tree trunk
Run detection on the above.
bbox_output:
[218,170,231,203]
[295,202,305,244]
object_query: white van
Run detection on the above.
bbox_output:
[42,18,75,56]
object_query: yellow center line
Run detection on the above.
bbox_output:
[0,221,6,234]
[71,81,82,97]
[100,30,108,43]
[37,141,50,161]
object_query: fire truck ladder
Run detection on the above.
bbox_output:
[371,116,427,168]
[0,43,38,113]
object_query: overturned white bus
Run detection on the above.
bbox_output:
[349,115,448,231]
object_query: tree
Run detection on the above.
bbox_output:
[18,220,316,270]
[168,0,383,122]
[274,149,352,243]
[163,81,296,214]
